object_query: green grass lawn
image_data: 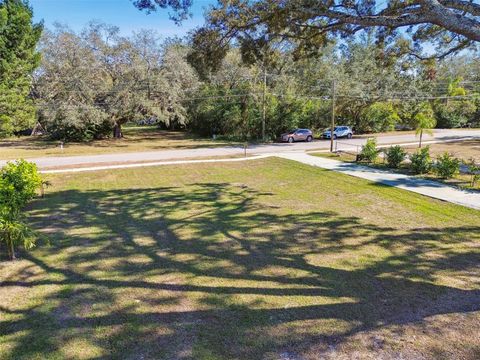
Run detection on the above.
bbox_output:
[1,158,479,359]
[0,126,238,160]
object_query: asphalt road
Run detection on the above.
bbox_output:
[3,128,480,169]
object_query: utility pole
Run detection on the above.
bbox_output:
[330,79,336,153]
[262,67,267,142]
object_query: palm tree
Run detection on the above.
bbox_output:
[414,104,436,148]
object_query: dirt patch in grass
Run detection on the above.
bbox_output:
[403,139,480,162]
[1,158,479,359]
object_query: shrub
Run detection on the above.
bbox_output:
[465,158,480,187]
[0,160,43,260]
[434,153,460,179]
[385,145,406,168]
[39,105,112,141]
[358,138,379,163]
[434,101,475,128]
[359,102,400,133]
[410,146,432,174]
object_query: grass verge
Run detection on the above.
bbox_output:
[0,126,239,160]
[1,158,479,359]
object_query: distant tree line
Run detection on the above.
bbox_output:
[185,39,480,140]
[1,0,480,141]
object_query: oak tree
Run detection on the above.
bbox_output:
[133,0,480,59]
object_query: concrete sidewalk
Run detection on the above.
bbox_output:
[278,152,480,211]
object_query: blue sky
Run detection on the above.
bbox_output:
[30,0,216,37]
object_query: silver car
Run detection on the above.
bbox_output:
[323,126,353,139]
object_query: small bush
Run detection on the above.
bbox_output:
[435,153,460,179]
[0,160,43,260]
[385,145,406,168]
[39,105,112,141]
[358,138,379,163]
[410,146,432,174]
[465,158,480,187]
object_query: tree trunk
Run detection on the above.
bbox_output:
[419,129,423,148]
[113,122,123,139]
[7,237,15,260]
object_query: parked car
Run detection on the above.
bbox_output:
[280,129,314,143]
[323,126,353,139]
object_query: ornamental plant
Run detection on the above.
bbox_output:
[0,160,43,260]
[435,153,460,179]
[410,146,432,174]
[358,138,379,163]
[465,158,480,187]
[385,145,406,169]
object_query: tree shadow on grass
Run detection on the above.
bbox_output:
[1,183,479,359]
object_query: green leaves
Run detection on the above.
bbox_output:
[358,138,379,164]
[361,102,400,133]
[0,159,42,216]
[385,145,407,169]
[36,25,199,140]
[465,158,480,187]
[435,153,460,179]
[411,146,432,174]
[0,0,42,137]
[414,103,436,134]
[0,159,43,259]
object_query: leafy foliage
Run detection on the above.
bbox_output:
[0,0,42,137]
[186,49,328,140]
[358,138,379,164]
[385,145,406,169]
[413,103,436,147]
[36,24,198,141]
[433,78,476,128]
[187,27,229,80]
[361,102,400,133]
[434,153,460,179]
[0,160,42,259]
[434,101,476,128]
[465,158,480,187]
[410,146,432,174]
[7,5,477,142]
[135,0,480,59]
[39,105,111,142]
[132,0,192,23]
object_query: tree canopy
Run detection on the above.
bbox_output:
[1,1,478,142]
[35,23,199,140]
[0,0,42,137]
[133,0,480,59]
